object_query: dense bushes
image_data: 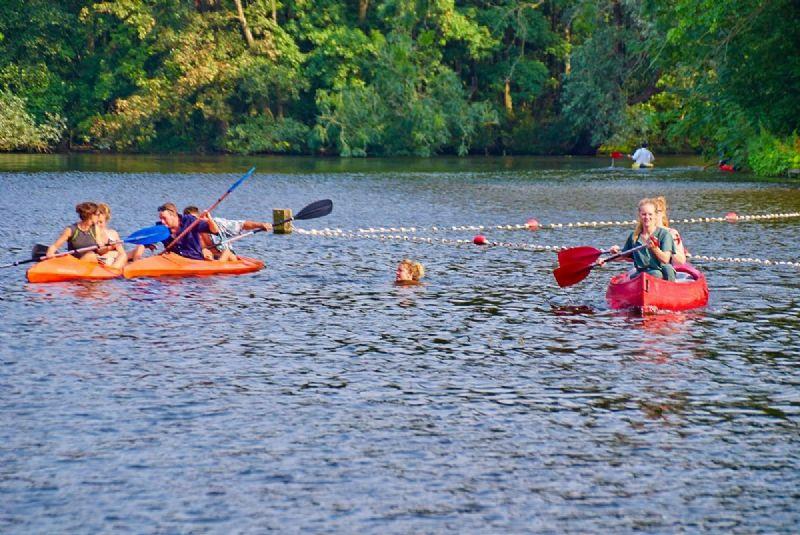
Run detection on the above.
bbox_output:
[0,1,797,177]
[747,132,800,177]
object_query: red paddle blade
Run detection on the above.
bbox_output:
[553,263,594,288]
[611,151,623,159]
[557,246,603,266]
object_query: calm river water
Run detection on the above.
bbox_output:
[1,154,799,533]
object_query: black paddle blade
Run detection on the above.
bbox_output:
[32,244,49,260]
[294,199,333,221]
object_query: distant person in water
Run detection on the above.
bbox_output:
[395,259,425,284]
[182,206,271,262]
[718,158,736,172]
[95,203,128,269]
[630,142,655,168]
[45,201,101,261]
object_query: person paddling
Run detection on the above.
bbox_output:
[629,141,655,169]
[132,202,220,261]
[182,206,271,262]
[598,198,676,281]
[45,202,101,262]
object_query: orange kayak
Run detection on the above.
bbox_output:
[123,253,264,279]
[26,255,122,283]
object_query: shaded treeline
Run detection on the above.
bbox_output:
[0,0,797,174]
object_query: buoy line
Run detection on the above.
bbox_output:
[319,211,800,235]
[296,229,800,268]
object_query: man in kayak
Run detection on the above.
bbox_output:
[629,142,655,169]
[598,198,676,281]
[131,202,220,261]
[44,201,101,261]
[182,206,272,262]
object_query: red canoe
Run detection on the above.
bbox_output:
[606,265,709,312]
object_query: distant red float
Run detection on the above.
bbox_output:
[725,212,739,222]
[473,235,487,245]
[526,218,540,230]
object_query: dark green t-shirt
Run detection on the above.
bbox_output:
[623,227,675,271]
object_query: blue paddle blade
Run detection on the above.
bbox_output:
[227,166,255,193]
[125,224,170,245]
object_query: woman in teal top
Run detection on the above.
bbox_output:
[599,198,677,281]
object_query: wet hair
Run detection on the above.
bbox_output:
[157,202,178,215]
[75,202,98,222]
[183,205,200,216]
[641,141,648,148]
[398,258,425,281]
[96,202,111,220]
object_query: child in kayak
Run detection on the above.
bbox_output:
[395,259,425,284]
[45,201,101,261]
[182,206,272,262]
[95,203,128,269]
[653,196,687,265]
[598,198,676,281]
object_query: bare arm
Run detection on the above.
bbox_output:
[46,227,72,257]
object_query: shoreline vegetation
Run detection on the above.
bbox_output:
[1,1,797,176]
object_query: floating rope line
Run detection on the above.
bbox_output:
[686,254,800,268]
[297,228,563,253]
[297,229,800,268]
[321,211,800,235]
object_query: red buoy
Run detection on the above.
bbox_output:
[473,234,487,245]
[725,212,739,222]
[526,218,541,231]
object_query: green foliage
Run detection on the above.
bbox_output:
[747,131,800,177]
[223,115,310,154]
[0,0,794,164]
[0,90,64,151]
[315,33,497,157]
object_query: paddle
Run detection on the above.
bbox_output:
[216,199,333,248]
[557,246,614,267]
[163,166,255,254]
[611,151,623,168]
[553,243,647,288]
[1,224,170,268]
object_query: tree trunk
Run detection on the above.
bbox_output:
[233,0,255,48]
[358,0,369,24]
[272,0,277,23]
[564,26,571,76]
[504,78,513,116]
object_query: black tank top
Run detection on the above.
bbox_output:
[67,224,98,256]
